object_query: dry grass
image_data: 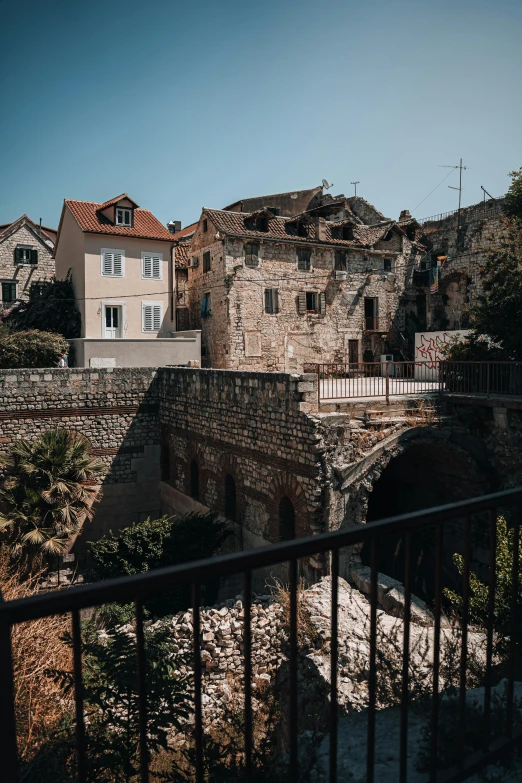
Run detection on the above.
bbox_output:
[269,577,320,650]
[406,399,437,427]
[352,424,390,456]
[0,549,72,765]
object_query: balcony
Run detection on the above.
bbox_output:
[413,269,430,287]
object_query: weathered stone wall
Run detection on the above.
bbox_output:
[0,223,55,305]
[159,368,325,557]
[188,217,421,371]
[0,368,161,540]
[417,200,508,331]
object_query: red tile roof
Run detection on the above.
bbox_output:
[0,215,57,246]
[170,222,198,241]
[175,242,190,269]
[203,208,394,248]
[65,199,173,241]
[98,193,140,210]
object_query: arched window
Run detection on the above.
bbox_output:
[224,474,237,522]
[278,496,295,541]
[190,460,199,501]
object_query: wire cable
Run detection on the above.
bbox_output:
[412,169,456,213]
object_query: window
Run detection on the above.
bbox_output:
[279,496,295,541]
[334,250,348,271]
[297,248,311,270]
[14,247,38,264]
[142,302,162,332]
[342,225,354,240]
[203,251,211,273]
[1,282,16,303]
[296,222,307,237]
[31,282,46,297]
[267,207,280,216]
[265,288,279,314]
[257,216,269,232]
[101,249,124,276]
[202,219,208,233]
[201,292,211,318]
[115,208,132,226]
[176,308,190,331]
[224,474,237,522]
[298,291,326,314]
[383,229,394,242]
[142,252,162,279]
[244,242,260,266]
[384,258,393,272]
[191,256,199,268]
[190,460,200,500]
[407,225,416,241]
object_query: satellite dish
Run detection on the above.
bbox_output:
[322,179,333,190]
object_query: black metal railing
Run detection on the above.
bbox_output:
[1,488,522,782]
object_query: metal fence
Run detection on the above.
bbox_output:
[317,361,522,403]
[1,488,522,782]
[417,198,505,226]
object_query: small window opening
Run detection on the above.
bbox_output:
[342,225,354,240]
[278,496,295,541]
[203,251,211,273]
[297,248,311,270]
[190,460,200,500]
[116,208,132,226]
[257,217,269,232]
[245,242,260,266]
[306,291,319,312]
[297,222,307,237]
[224,474,237,522]
[334,250,348,271]
[202,219,208,232]
[384,258,393,272]
[383,229,394,242]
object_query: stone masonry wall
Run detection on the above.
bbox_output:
[187,216,422,371]
[0,368,161,540]
[158,368,326,559]
[0,223,55,306]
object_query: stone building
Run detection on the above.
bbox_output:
[0,215,56,309]
[184,189,425,370]
[405,197,506,336]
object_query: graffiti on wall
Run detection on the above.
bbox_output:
[415,330,470,369]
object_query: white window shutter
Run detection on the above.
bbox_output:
[319,291,326,315]
[153,305,162,330]
[103,252,113,275]
[143,255,152,278]
[297,291,306,315]
[143,305,153,331]
[152,255,161,279]
[113,253,122,276]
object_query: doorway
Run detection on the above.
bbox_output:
[348,339,359,366]
[104,305,122,338]
[364,298,378,331]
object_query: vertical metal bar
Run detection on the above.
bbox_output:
[72,609,87,783]
[429,523,443,781]
[0,594,18,783]
[386,360,390,404]
[506,508,520,737]
[317,364,321,404]
[367,539,378,783]
[484,510,497,749]
[243,570,253,782]
[400,529,412,783]
[458,516,471,768]
[135,598,149,783]
[330,549,339,783]
[289,558,299,783]
[192,583,204,783]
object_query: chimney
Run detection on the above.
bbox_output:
[167,220,182,234]
[314,216,328,241]
[399,209,411,223]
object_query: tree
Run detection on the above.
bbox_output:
[446,168,522,360]
[89,512,229,616]
[4,272,81,339]
[0,429,105,565]
[0,325,70,369]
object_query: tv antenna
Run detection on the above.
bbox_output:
[351,181,360,197]
[322,179,333,190]
[481,185,494,204]
[440,159,468,229]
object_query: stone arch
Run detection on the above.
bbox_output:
[339,426,491,598]
[215,453,245,523]
[266,472,311,542]
[184,443,209,504]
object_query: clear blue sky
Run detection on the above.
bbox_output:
[1,0,521,230]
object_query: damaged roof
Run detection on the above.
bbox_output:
[202,208,398,248]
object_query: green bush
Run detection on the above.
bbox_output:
[89,513,229,616]
[0,326,69,369]
[4,272,81,339]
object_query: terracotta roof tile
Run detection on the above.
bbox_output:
[98,193,139,210]
[66,199,173,241]
[170,222,198,241]
[175,242,190,269]
[203,208,392,248]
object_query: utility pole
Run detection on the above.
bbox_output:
[440,159,468,231]
[351,181,360,197]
